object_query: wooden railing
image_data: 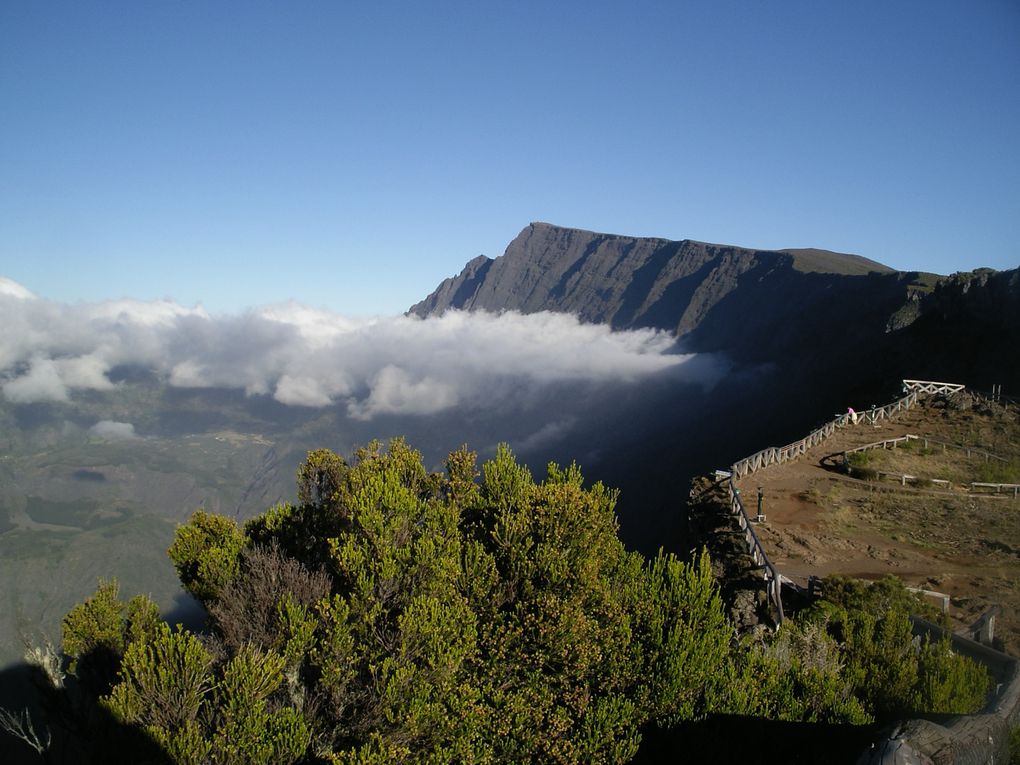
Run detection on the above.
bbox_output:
[972,482,1020,498]
[843,434,1019,496]
[725,476,784,625]
[902,379,967,396]
[722,377,1020,761]
[724,379,967,625]
[731,390,920,479]
[844,433,1009,464]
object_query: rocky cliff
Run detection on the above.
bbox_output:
[411,222,896,336]
[410,222,1018,555]
[412,222,1018,389]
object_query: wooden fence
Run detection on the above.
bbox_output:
[902,379,967,396]
[725,476,785,624]
[844,433,1009,464]
[843,434,1019,496]
[972,482,1020,497]
[724,379,968,625]
[731,390,920,479]
[720,377,1020,760]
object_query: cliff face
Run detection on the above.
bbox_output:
[885,267,1020,389]
[412,221,1019,388]
[410,222,1018,555]
[410,223,896,332]
[411,222,921,363]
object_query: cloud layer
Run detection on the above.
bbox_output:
[89,420,138,440]
[0,278,698,420]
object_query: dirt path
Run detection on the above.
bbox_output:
[733,398,1020,654]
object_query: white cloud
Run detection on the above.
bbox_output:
[87,298,209,327]
[0,276,704,419]
[274,374,347,408]
[348,365,459,420]
[2,357,70,403]
[0,277,35,300]
[89,420,137,440]
[55,355,117,391]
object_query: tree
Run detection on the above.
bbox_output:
[43,440,736,763]
[796,576,990,718]
[22,442,992,762]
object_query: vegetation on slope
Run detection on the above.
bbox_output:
[5,440,993,763]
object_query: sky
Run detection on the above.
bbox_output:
[2,0,1018,316]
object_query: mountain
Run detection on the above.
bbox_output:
[410,222,1019,566]
[0,221,1013,691]
[412,222,1018,388]
[409,222,928,374]
[410,222,896,333]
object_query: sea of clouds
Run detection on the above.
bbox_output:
[0,277,701,421]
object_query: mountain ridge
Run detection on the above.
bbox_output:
[410,222,940,363]
[410,222,1020,464]
[411,222,1017,369]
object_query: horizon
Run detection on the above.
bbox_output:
[2,1,1018,316]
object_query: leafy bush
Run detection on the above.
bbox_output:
[816,575,945,625]
[852,466,880,481]
[846,450,874,467]
[846,451,881,480]
[802,576,989,717]
[27,444,996,762]
[976,459,1020,484]
[47,440,740,763]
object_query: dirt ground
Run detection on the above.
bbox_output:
[734,394,1020,655]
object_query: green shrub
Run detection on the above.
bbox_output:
[847,450,874,467]
[802,576,989,718]
[51,440,738,763]
[37,445,996,762]
[852,466,879,481]
[976,459,1020,484]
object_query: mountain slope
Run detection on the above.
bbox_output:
[410,222,932,365]
[412,222,1018,390]
[410,223,1019,554]
[411,223,897,334]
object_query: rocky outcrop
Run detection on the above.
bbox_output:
[686,475,771,632]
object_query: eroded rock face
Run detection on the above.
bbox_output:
[412,222,1020,389]
[686,475,772,632]
[412,223,784,330]
[410,222,910,361]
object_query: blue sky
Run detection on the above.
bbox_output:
[2,1,1017,316]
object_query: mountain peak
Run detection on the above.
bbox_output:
[409,222,895,336]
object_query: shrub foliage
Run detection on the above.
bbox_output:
[42,441,993,763]
[54,441,739,763]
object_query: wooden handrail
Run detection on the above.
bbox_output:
[902,379,967,395]
[726,476,785,625]
[723,379,968,627]
[844,433,1009,463]
[731,389,921,479]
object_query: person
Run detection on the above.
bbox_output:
[847,406,858,425]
